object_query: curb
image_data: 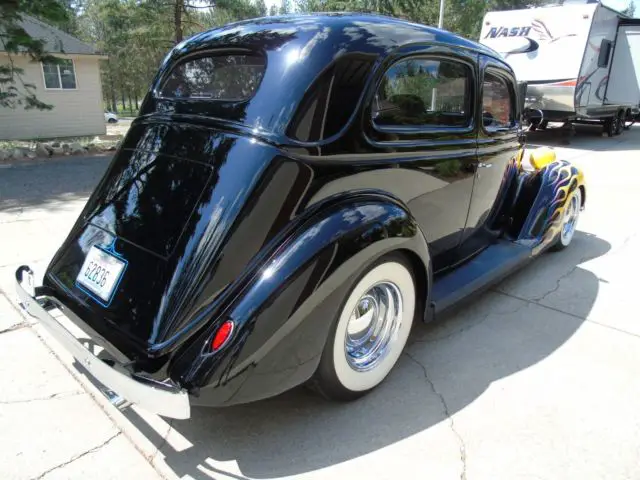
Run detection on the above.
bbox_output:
[0,153,114,169]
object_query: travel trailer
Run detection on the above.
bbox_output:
[479,0,640,136]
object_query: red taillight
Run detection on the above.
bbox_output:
[211,320,234,351]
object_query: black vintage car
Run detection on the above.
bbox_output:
[16,13,586,419]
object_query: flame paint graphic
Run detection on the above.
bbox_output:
[535,160,580,252]
[515,157,583,255]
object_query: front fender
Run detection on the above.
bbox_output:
[169,195,431,406]
[517,159,586,253]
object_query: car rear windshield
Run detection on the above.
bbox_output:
[159,54,266,101]
[86,150,212,258]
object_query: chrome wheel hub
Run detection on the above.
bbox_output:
[561,191,580,245]
[345,282,403,372]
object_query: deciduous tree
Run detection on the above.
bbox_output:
[0,0,71,109]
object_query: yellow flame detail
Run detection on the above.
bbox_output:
[541,163,577,246]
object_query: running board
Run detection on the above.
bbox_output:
[431,241,533,317]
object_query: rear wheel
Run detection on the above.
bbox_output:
[311,254,416,400]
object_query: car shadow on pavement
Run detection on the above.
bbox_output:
[99,230,612,479]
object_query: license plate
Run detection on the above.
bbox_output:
[76,246,127,304]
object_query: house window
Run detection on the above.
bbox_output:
[42,59,77,89]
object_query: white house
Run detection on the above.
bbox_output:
[0,15,107,140]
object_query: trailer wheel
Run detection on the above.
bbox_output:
[614,111,624,136]
[624,109,635,130]
[605,119,615,137]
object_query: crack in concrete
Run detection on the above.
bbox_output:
[609,232,639,256]
[0,390,84,404]
[404,352,467,480]
[528,264,581,303]
[495,289,640,340]
[511,230,638,304]
[30,432,121,480]
[512,252,593,304]
[150,419,174,462]
[409,311,493,346]
[411,300,529,345]
[0,320,30,335]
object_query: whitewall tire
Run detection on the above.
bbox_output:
[312,254,416,400]
[552,187,582,251]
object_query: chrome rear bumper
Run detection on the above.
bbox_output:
[15,266,191,419]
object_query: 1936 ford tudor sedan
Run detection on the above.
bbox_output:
[16,14,586,419]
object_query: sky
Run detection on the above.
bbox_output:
[265,0,283,12]
[261,0,639,17]
[604,0,637,13]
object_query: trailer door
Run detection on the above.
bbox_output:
[605,20,640,108]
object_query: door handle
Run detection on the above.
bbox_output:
[478,162,493,168]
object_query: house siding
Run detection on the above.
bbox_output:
[0,53,106,140]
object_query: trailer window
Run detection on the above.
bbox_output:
[372,57,472,128]
[598,40,613,68]
[482,73,514,130]
[159,54,265,101]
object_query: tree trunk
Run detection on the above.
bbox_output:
[174,0,184,44]
[134,91,139,111]
[128,93,133,112]
[108,62,117,113]
[121,87,126,111]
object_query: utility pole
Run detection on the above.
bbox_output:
[432,0,445,111]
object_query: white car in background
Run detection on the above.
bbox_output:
[104,111,118,123]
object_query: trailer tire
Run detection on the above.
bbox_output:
[605,119,615,137]
[615,111,624,136]
[624,109,634,130]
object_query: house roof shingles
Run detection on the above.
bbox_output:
[0,14,98,55]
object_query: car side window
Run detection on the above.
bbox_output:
[372,57,472,128]
[482,72,514,130]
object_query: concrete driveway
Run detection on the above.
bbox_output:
[1,127,639,480]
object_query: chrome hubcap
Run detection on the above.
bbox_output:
[345,282,403,372]
[561,191,580,245]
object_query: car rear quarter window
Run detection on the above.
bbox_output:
[482,72,515,130]
[287,54,375,142]
[372,57,472,128]
[159,54,265,101]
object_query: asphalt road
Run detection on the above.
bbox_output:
[1,126,640,480]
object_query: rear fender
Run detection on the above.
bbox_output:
[169,195,431,405]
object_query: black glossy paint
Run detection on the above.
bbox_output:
[40,14,582,406]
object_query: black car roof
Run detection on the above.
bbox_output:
[168,13,506,67]
[149,13,511,136]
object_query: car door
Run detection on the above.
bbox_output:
[459,56,521,255]
[365,50,478,273]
